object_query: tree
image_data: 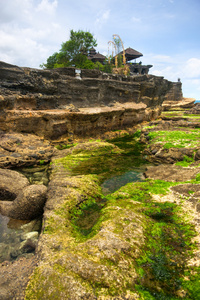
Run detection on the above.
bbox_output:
[42,30,97,69]
[40,52,58,69]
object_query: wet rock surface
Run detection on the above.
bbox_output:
[0,169,47,220]
[0,132,54,168]
[144,164,200,182]
[0,256,38,300]
[0,63,200,299]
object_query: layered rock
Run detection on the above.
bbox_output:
[0,61,172,140]
[163,80,195,110]
[0,132,54,168]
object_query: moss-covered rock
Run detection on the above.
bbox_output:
[25,140,200,299]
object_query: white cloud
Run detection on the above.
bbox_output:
[95,10,110,27]
[183,58,200,78]
[151,55,173,63]
[36,0,58,14]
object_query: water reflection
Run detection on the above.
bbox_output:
[101,170,145,195]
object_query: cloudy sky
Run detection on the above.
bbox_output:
[0,0,200,99]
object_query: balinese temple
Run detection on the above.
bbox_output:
[88,48,106,64]
[118,47,143,62]
[117,47,153,75]
[88,47,153,75]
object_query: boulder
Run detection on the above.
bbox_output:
[0,168,29,200]
[0,184,47,220]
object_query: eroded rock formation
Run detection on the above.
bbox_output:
[0,169,47,220]
[0,61,172,140]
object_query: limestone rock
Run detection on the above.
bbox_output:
[185,102,200,115]
[144,164,200,182]
[0,132,54,168]
[0,184,47,220]
[0,168,29,200]
[0,61,173,139]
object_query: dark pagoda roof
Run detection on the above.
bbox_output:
[118,47,143,61]
[88,48,106,63]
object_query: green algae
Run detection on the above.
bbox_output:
[175,155,195,167]
[104,181,199,299]
[54,132,146,183]
[25,133,200,299]
[148,130,200,149]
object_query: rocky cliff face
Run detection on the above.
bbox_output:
[0,61,172,140]
[163,81,195,110]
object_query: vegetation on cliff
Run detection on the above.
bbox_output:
[41,29,105,70]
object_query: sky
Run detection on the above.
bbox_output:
[0,0,200,99]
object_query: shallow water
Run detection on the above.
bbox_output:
[0,214,29,243]
[101,168,146,195]
[0,166,48,262]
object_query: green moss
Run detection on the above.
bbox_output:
[148,130,200,149]
[26,134,200,299]
[69,196,106,238]
[175,155,195,167]
[55,143,77,150]
[54,137,146,183]
[103,180,199,299]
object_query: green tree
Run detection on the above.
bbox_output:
[42,30,97,69]
[40,52,58,69]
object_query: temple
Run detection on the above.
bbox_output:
[116,47,152,75]
[88,46,153,75]
[88,47,106,64]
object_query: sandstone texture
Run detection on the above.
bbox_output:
[0,61,172,140]
[0,169,47,220]
[0,184,47,220]
[25,139,200,299]
[1,62,200,299]
[0,168,29,200]
[163,80,195,110]
[0,132,54,168]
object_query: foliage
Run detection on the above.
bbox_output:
[42,29,97,69]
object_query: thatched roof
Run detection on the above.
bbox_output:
[88,49,106,63]
[118,47,143,61]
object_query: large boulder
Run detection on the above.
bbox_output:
[0,168,47,220]
[0,168,29,200]
[0,184,47,220]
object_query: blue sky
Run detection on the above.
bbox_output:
[0,0,200,99]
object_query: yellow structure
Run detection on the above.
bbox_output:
[108,41,118,67]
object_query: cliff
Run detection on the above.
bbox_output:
[0,61,172,140]
[163,80,195,110]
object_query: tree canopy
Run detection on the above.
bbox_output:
[41,30,98,69]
